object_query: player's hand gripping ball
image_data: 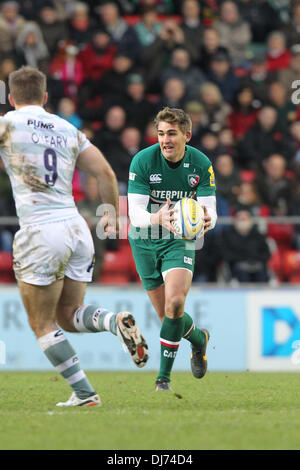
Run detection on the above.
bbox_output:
[172,197,205,240]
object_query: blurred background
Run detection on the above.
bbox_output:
[1,0,300,373]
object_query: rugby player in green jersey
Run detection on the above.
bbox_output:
[127,107,217,391]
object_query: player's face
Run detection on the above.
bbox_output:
[157,121,191,162]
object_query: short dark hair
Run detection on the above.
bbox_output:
[8,66,46,105]
[154,107,192,134]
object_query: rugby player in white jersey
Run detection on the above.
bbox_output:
[0,66,148,407]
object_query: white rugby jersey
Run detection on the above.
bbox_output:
[0,105,91,226]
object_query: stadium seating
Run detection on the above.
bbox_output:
[99,241,140,284]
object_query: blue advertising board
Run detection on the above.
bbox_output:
[0,286,247,371]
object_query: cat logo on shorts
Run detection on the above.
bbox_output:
[188,174,199,187]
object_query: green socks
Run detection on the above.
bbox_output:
[157,316,185,382]
[157,313,206,383]
[182,312,206,350]
[38,329,95,399]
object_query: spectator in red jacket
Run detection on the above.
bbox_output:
[77,29,117,81]
[229,86,260,140]
[266,30,291,72]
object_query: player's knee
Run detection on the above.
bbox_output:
[166,295,185,318]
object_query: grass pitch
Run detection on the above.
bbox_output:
[0,371,300,450]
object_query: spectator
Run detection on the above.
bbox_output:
[93,105,127,155]
[180,0,204,55]
[255,153,294,216]
[198,26,230,74]
[15,21,49,68]
[0,56,17,113]
[289,119,300,164]
[218,126,238,159]
[57,97,82,128]
[214,152,241,206]
[99,51,136,105]
[38,3,69,55]
[77,29,117,81]
[240,54,275,106]
[142,18,199,91]
[238,0,281,43]
[67,2,95,48]
[278,43,300,100]
[134,4,162,47]
[0,1,27,54]
[214,0,252,67]
[198,81,231,134]
[159,46,206,100]
[50,42,83,98]
[237,106,294,169]
[233,181,270,217]
[267,80,297,130]
[228,86,259,140]
[221,208,271,283]
[156,76,187,109]
[206,50,240,104]
[77,175,106,282]
[198,129,225,164]
[266,30,291,72]
[281,2,300,48]
[96,0,141,61]
[121,73,157,133]
[184,100,205,148]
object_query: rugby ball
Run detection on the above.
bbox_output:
[172,198,205,240]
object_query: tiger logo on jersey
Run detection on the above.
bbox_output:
[188,174,199,187]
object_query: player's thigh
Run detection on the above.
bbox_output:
[129,237,164,290]
[55,276,87,331]
[18,279,64,334]
[164,268,193,317]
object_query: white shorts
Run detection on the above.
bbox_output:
[13,214,95,286]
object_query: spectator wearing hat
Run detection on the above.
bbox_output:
[38,3,68,55]
[206,49,240,104]
[278,44,300,100]
[15,20,49,68]
[0,1,27,54]
[121,73,157,132]
[96,0,141,61]
[214,0,252,67]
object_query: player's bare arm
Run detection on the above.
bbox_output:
[76,144,119,235]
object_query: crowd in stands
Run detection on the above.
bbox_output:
[2,0,300,284]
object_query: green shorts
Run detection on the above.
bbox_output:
[129,236,196,290]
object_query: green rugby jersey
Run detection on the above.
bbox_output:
[128,143,216,239]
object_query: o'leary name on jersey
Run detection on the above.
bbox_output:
[0,105,91,225]
[128,143,216,209]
